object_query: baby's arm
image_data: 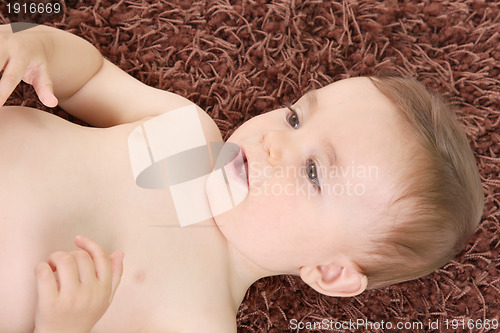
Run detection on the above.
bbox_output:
[33,236,123,333]
[0,24,201,126]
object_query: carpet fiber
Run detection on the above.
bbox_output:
[1,0,498,332]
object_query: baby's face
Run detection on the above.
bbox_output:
[210,77,408,274]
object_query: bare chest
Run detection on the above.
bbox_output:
[0,107,235,332]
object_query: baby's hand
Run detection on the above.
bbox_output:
[33,236,124,333]
[0,24,58,108]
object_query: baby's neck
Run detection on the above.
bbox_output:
[223,242,275,308]
[197,220,272,310]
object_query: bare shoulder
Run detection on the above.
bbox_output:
[195,105,223,143]
[136,102,222,144]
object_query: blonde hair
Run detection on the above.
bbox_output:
[357,74,484,290]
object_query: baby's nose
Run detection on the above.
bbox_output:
[262,131,284,166]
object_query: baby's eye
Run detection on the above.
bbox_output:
[286,106,300,129]
[306,159,321,188]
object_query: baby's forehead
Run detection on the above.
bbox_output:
[304,77,379,102]
[295,78,400,126]
[302,79,403,130]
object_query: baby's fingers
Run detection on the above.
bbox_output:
[71,249,97,285]
[28,63,58,107]
[109,251,124,301]
[74,236,124,303]
[47,251,79,296]
[35,262,58,307]
[0,58,27,107]
[74,236,113,284]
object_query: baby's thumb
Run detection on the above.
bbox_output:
[108,251,124,302]
[31,63,58,107]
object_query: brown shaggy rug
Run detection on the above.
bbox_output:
[2,0,498,332]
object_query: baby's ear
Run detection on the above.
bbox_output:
[299,263,367,297]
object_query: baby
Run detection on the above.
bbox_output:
[0,24,484,332]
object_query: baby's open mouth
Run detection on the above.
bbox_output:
[234,147,248,187]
